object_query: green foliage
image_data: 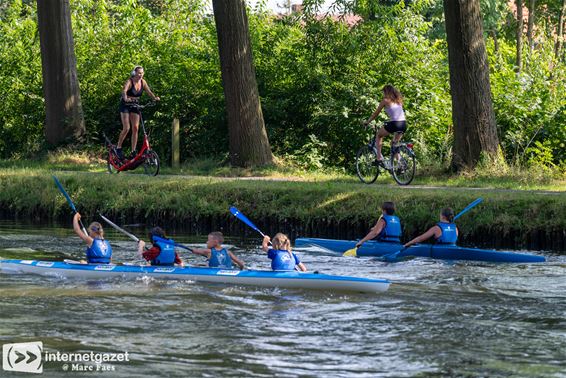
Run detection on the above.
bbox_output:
[0,0,44,158]
[252,2,452,169]
[0,0,564,169]
[488,36,566,166]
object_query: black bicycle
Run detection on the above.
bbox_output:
[356,126,416,185]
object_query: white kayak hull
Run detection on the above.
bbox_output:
[0,260,390,293]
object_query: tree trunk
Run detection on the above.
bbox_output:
[37,0,85,146]
[556,0,566,59]
[527,0,535,50]
[443,0,500,170]
[516,0,523,71]
[491,30,499,53]
[211,0,274,167]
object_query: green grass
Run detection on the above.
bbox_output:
[0,151,565,191]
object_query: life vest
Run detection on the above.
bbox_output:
[269,249,297,271]
[377,215,402,242]
[86,238,112,264]
[151,238,176,266]
[208,248,233,269]
[435,222,458,245]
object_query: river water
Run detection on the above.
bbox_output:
[0,222,565,377]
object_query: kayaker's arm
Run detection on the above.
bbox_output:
[262,235,271,252]
[174,253,184,268]
[296,262,307,272]
[356,218,385,248]
[404,226,441,248]
[228,251,245,270]
[73,213,92,246]
[137,240,146,256]
[191,248,211,258]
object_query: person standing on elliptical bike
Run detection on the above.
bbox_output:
[363,85,407,166]
[117,66,160,160]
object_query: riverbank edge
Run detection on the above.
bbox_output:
[1,171,564,252]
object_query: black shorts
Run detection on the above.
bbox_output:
[384,120,407,134]
[119,101,140,115]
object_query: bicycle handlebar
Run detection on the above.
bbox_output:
[126,100,158,109]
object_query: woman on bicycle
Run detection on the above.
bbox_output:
[364,85,406,164]
[117,66,160,160]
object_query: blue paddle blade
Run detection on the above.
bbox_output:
[229,206,263,235]
[53,175,77,213]
[454,198,483,220]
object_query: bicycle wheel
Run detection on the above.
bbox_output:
[107,151,119,174]
[391,145,416,185]
[356,145,380,184]
[143,150,160,176]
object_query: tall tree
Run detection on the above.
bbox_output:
[527,0,536,50]
[211,0,274,167]
[37,0,85,145]
[516,0,524,71]
[443,0,500,170]
[557,0,566,59]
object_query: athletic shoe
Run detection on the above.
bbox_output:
[116,148,125,160]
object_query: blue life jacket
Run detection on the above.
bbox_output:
[151,239,176,266]
[86,238,112,264]
[208,248,233,269]
[436,222,458,245]
[377,215,402,242]
[269,249,297,271]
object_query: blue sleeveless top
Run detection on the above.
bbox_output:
[436,222,458,245]
[151,239,176,266]
[377,215,401,242]
[86,238,112,264]
[267,249,300,271]
[208,248,233,269]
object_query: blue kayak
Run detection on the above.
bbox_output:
[294,237,546,263]
[0,259,390,293]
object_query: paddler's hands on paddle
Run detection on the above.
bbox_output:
[73,213,92,244]
[137,239,146,257]
[262,235,271,252]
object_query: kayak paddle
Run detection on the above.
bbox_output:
[343,246,359,257]
[53,175,87,236]
[99,213,140,242]
[229,206,266,238]
[230,206,278,251]
[454,197,483,220]
[99,213,193,251]
[152,235,193,252]
[380,197,484,262]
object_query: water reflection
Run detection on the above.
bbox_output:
[0,222,565,377]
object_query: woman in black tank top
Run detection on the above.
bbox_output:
[116,66,160,159]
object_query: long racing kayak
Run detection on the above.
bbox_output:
[294,237,546,263]
[0,259,390,293]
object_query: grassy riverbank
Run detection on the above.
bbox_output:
[0,165,564,251]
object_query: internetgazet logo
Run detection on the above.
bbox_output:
[2,341,43,374]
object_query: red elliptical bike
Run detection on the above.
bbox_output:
[103,102,160,176]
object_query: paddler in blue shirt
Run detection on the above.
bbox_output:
[73,213,112,264]
[262,233,307,272]
[191,231,245,270]
[355,201,402,248]
[404,207,458,248]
